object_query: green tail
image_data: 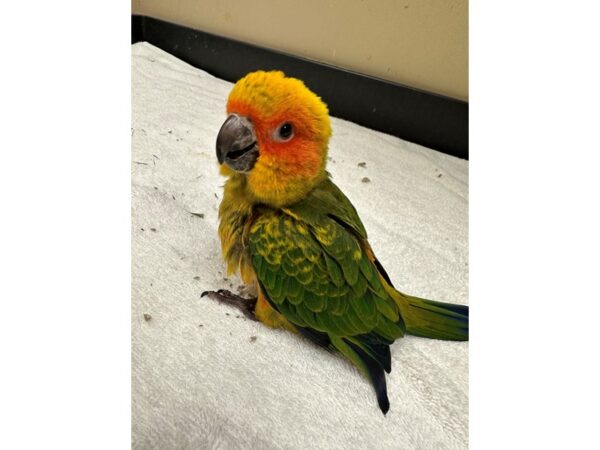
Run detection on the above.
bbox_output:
[400,294,469,341]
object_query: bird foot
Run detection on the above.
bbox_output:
[201,289,258,321]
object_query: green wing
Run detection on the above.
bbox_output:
[249,210,404,342]
[288,173,369,239]
[248,178,406,413]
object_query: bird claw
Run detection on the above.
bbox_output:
[201,289,258,321]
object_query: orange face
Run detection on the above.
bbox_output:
[216,71,332,207]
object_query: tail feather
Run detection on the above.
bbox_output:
[399,294,469,341]
[348,334,392,374]
[296,326,391,413]
[331,336,390,414]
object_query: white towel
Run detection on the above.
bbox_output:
[132,42,468,450]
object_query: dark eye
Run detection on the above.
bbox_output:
[278,123,293,140]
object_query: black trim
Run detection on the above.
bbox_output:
[131,14,144,44]
[132,15,468,159]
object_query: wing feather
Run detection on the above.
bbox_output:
[249,206,404,343]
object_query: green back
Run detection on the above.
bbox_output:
[249,177,405,342]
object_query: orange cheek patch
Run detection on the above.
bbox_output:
[259,138,321,180]
[260,109,323,170]
[227,102,324,181]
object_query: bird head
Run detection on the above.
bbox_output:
[216,71,331,207]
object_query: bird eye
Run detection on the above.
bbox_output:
[278,123,293,140]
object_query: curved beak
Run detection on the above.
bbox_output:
[216,114,259,173]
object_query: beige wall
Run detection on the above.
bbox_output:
[132,0,468,101]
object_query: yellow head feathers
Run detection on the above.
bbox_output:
[217,71,332,208]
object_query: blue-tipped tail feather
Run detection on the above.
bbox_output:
[402,295,469,341]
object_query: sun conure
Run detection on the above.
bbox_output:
[210,70,468,414]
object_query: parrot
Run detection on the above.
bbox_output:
[204,70,468,414]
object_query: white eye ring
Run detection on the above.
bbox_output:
[273,122,294,142]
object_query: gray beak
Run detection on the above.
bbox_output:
[216,114,259,172]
